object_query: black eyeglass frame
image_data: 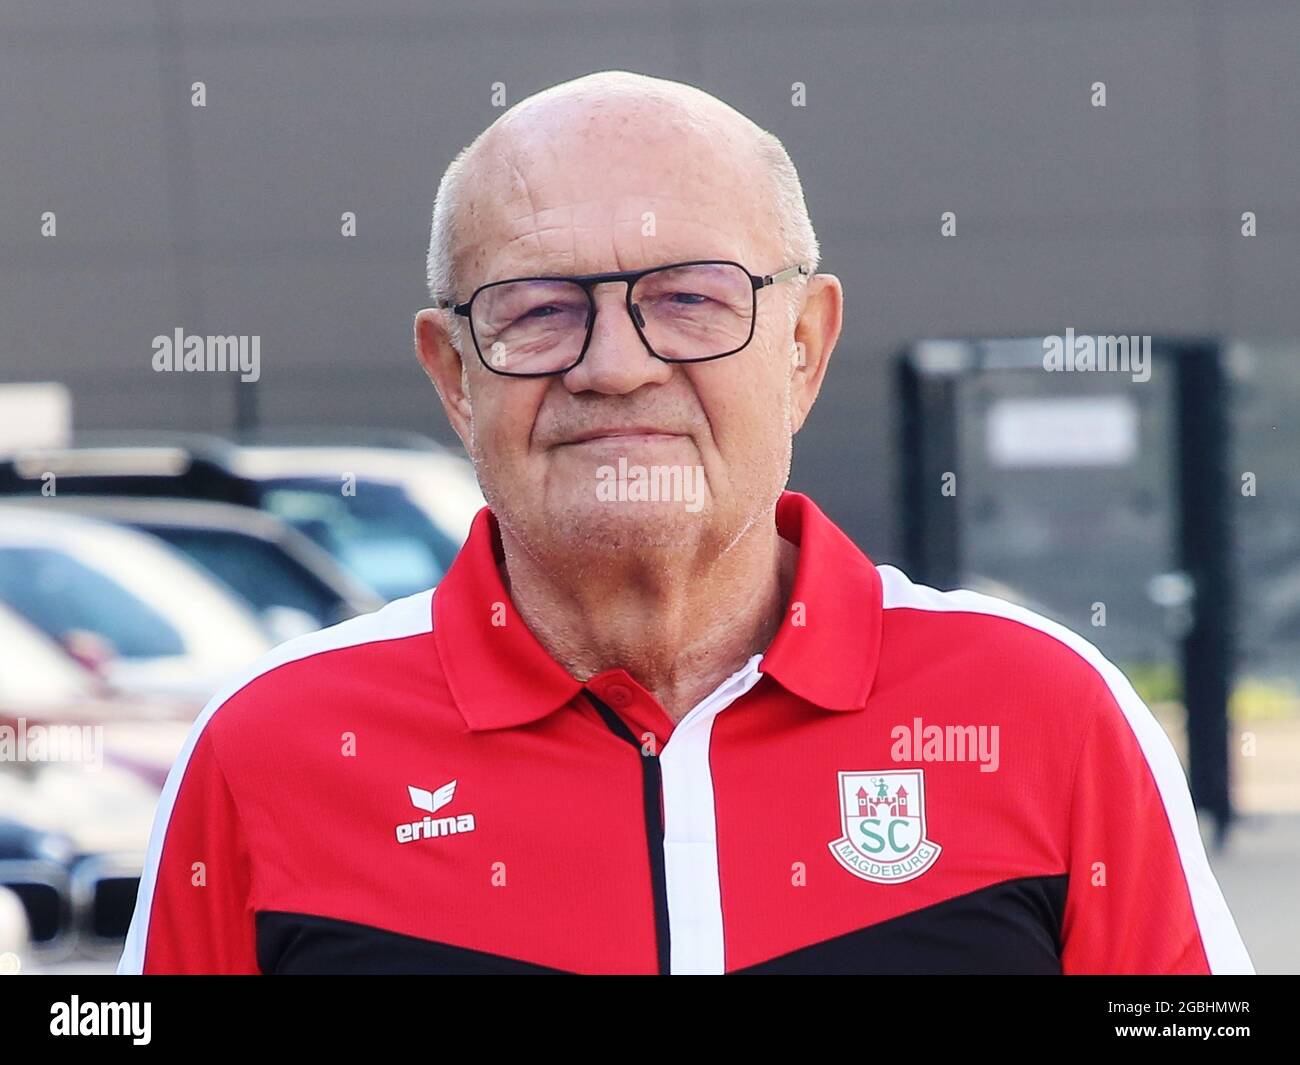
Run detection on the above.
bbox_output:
[434,258,811,378]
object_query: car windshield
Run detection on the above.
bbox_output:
[0,545,185,658]
[257,478,452,600]
[141,525,341,624]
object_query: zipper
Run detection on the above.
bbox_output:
[586,688,671,975]
[585,654,766,975]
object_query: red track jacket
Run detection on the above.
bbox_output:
[118,491,1253,974]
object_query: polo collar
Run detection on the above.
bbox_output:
[433,506,584,731]
[432,490,882,731]
[757,491,883,711]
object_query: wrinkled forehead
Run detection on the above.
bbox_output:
[454,114,780,291]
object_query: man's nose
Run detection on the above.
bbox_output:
[561,283,673,395]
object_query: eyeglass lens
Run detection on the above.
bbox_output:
[471,262,754,374]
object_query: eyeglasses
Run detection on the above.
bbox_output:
[434,258,810,378]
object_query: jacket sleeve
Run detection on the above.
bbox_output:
[1059,677,1254,974]
[117,725,259,974]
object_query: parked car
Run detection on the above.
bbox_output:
[0,505,272,700]
[227,441,483,599]
[0,601,196,958]
[0,598,105,708]
[0,817,75,961]
[0,884,30,963]
[0,432,483,600]
[231,428,484,542]
[36,495,383,631]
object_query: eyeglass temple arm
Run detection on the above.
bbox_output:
[759,263,811,287]
[432,296,470,315]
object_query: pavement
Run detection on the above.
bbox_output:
[1201,811,1299,975]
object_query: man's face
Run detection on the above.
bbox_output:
[426,110,809,560]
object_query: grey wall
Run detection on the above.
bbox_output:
[3,0,1298,561]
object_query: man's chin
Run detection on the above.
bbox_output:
[548,495,714,551]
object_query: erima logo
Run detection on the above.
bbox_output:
[395,779,476,844]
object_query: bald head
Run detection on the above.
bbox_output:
[413,69,844,583]
[481,69,765,168]
[426,70,819,341]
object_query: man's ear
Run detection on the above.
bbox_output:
[414,308,473,446]
[788,273,844,434]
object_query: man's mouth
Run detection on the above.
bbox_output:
[558,427,685,447]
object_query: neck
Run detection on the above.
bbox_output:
[497,511,798,724]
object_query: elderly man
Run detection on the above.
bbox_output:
[119,71,1252,975]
